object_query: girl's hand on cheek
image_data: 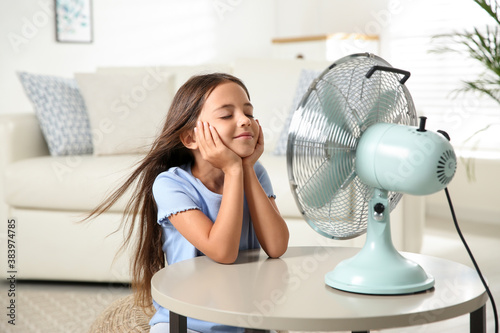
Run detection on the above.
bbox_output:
[242,120,264,168]
[195,121,242,173]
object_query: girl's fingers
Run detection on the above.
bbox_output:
[256,120,264,144]
[208,123,222,146]
[203,121,217,147]
[194,122,204,147]
[196,121,220,158]
[202,121,210,139]
[195,122,209,156]
[196,122,209,143]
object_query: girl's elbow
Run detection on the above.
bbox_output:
[266,248,287,259]
[215,256,238,264]
[211,248,239,264]
[265,237,289,259]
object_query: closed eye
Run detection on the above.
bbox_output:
[244,104,254,119]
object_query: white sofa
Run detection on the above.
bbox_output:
[0,58,425,283]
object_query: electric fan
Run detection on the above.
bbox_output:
[287,53,457,295]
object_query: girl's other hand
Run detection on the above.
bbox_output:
[242,120,264,168]
[195,121,242,173]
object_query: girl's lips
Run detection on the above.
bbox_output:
[234,132,253,139]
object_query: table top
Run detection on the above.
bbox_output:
[151,246,488,331]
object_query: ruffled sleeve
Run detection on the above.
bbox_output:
[152,167,204,227]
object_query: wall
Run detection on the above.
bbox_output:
[426,154,500,226]
[0,0,275,115]
[0,0,400,115]
[274,0,389,38]
[274,0,399,60]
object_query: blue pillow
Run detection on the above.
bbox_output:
[18,72,93,156]
[273,69,322,155]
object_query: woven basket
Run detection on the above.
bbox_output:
[88,294,153,333]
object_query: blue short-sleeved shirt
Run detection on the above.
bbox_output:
[149,161,275,332]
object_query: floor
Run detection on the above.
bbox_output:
[0,280,132,333]
[0,216,498,333]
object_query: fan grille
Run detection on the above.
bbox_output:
[287,54,417,239]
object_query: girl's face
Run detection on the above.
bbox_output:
[198,81,259,158]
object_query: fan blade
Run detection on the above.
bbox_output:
[293,84,357,209]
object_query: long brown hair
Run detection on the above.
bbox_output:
[87,73,250,309]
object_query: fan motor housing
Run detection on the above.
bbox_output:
[355,122,457,195]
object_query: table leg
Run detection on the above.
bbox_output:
[170,311,187,333]
[470,305,486,333]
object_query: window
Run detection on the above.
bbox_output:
[388,0,500,155]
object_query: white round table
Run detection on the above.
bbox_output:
[151,246,488,332]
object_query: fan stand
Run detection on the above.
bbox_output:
[325,189,435,295]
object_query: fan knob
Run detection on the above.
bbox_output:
[417,116,427,132]
[373,203,385,221]
[374,203,385,214]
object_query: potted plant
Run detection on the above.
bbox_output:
[431,0,500,180]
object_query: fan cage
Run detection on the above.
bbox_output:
[287,53,417,240]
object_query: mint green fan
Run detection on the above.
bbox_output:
[287,53,457,295]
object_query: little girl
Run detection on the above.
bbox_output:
[89,73,289,332]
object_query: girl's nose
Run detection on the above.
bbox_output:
[237,114,251,127]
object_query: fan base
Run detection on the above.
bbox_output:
[325,256,435,295]
[325,241,435,295]
[325,188,435,295]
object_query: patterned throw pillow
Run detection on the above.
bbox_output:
[273,69,322,155]
[17,72,93,156]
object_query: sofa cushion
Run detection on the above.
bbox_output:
[4,155,143,212]
[75,71,175,156]
[4,152,302,218]
[17,72,93,156]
